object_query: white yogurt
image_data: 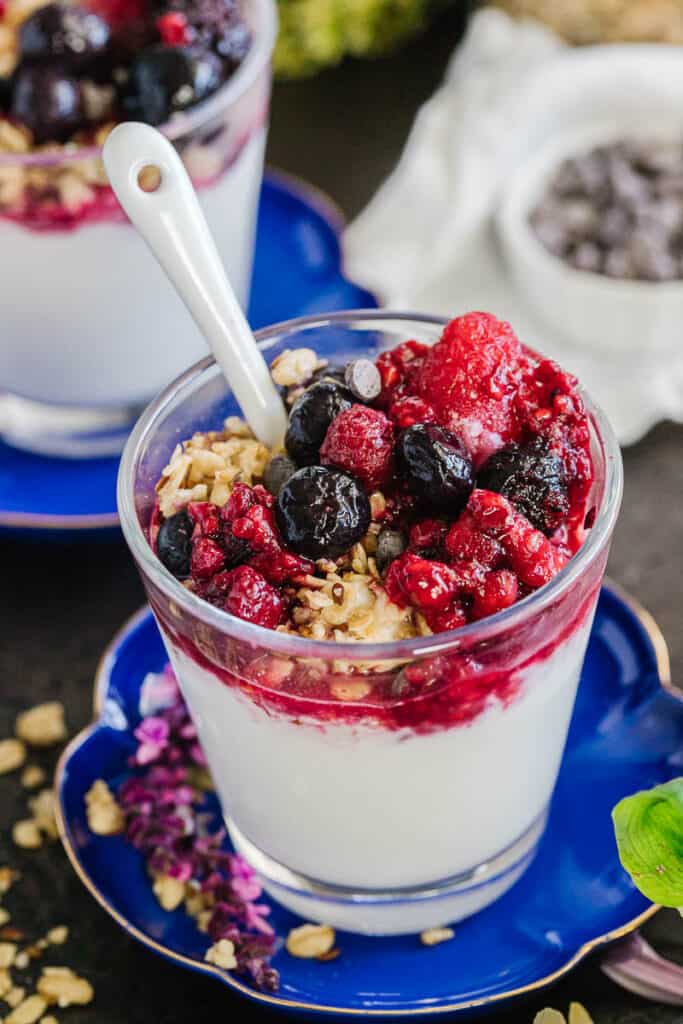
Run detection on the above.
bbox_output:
[160,614,594,934]
[0,128,265,409]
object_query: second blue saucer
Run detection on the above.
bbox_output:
[0,170,376,538]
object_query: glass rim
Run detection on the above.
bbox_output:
[118,309,624,662]
[0,0,277,170]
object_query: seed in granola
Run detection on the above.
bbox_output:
[84,779,123,836]
[20,765,45,789]
[263,453,297,497]
[204,938,237,969]
[331,582,345,605]
[285,924,336,959]
[15,702,66,748]
[12,820,42,850]
[0,739,27,775]
[270,348,318,388]
[36,967,94,1007]
[344,358,381,401]
[376,528,407,574]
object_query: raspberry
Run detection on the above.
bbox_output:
[385,553,459,611]
[417,313,527,463]
[472,570,519,620]
[422,603,468,634]
[157,10,192,45]
[221,566,283,628]
[502,519,565,590]
[444,512,504,567]
[388,396,436,430]
[376,340,429,407]
[467,489,515,533]
[320,405,394,490]
[249,550,314,585]
[408,519,447,556]
[190,537,225,580]
[188,501,221,538]
[231,504,280,554]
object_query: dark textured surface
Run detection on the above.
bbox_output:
[1,8,683,1021]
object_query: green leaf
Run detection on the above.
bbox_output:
[612,778,683,907]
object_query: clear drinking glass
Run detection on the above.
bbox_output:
[118,311,623,935]
[0,0,276,457]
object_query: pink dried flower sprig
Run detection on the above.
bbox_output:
[116,668,279,992]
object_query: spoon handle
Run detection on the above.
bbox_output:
[103,122,287,449]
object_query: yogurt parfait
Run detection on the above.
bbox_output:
[0,0,275,455]
[119,310,622,934]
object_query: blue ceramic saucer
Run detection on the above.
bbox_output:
[0,170,376,539]
[55,583,683,1019]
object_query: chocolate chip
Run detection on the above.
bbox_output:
[344,359,381,402]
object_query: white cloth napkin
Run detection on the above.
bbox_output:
[342,9,683,445]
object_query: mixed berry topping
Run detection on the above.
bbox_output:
[151,313,596,654]
[0,0,250,143]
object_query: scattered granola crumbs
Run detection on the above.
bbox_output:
[152,874,186,912]
[0,739,27,775]
[0,966,11,997]
[420,927,455,946]
[84,780,123,836]
[4,985,26,1009]
[15,704,66,748]
[204,938,237,970]
[41,1017,59,1024]
[569,1004,594,1024]
[45,927,68,946]
[13,950,29,969]
[270,348,318,387]
[534,1012,568,1024]
[316,947,341,962]
[285,924,336,959]
[20,765,45,790]
[36,967,94,1008]
[0,908,9,926]
[0,941,18,967]
[12,820,42,850]
[28,790,58,840]
[4,993,48,1024]
[0,867,20,894]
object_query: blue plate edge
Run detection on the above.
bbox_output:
[53,581,677,1019]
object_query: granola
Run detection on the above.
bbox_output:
[15,702,66,748]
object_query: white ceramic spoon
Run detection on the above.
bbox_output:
[103,122,287,450]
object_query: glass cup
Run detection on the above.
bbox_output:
[118,311,623,935]
[0,0,276,457]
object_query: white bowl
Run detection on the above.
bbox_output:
[496,45,683,356]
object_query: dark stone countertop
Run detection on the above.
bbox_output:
[1,9,682,1021]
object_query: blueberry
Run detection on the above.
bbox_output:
[157,509,193,578]
[275,466,371,561]
[19,3,110,65]
[285,380,353,467]
[344,358,381,402]
[262,453,297,496]
[395,424,474,515]
[125,45,224,125]
[376,528,406,575]
[477,440,568,535]
[10,66,82,143]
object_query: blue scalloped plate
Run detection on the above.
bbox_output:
[55,583,683,1019]
[0,169,376,539]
